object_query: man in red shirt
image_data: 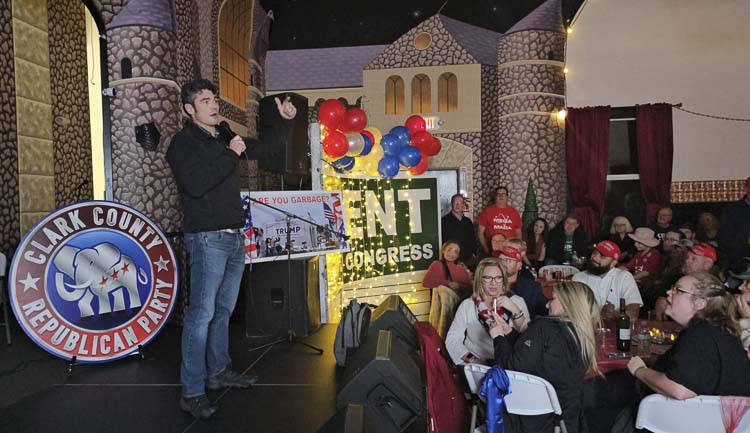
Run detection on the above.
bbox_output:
[477,186,522,254]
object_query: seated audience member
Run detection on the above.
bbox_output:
[489,281,600,433]
[650,230,688,310]
[440,194,477,264]
[422,240,473,298]
[717,176,750,273]
[498,243,548,318]
[696,211,720,247]
[678,222,696,243]
[572,240,642,320]
[523,218,548,269]
[730,261,750,349]
[650,206,678,241]
[445,258,529,366]
[489,233,507,258]
[622,227,661,290]
[477,186,522,255]
[608,215,635,263]
[545,213,589,265]
[653,243,717,320]
[627,272,750,399]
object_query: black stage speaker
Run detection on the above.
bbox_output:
[243,258,320,338]
[369,295,419,352]
[316,403,368,433]
[258,92,309,174]
[337,330,426,433]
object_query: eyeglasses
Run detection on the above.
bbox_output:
[481,276,504,283]
[671,285,701,297]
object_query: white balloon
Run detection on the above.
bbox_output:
[345,133,365,157]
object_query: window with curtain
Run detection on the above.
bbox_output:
[438,73,457,112]
[385,76,404,115]
[411,74,431,114]
[601,107,646,237]
[219,0,253,108]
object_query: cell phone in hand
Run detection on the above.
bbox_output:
[493,298,498,311]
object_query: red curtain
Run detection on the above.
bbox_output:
[636,103,674,223]
[566,106,611,241]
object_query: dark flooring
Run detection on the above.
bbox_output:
[0,322,340,433]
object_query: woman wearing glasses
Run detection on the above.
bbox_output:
[488,280,600,433]
[627,271,750,398]
[445,258,529,366]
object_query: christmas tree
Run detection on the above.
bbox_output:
[522,178,539,231]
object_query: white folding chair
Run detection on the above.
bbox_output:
[463,366,567,433]
[464,363,491,433]
[504,370,567,433]
[539,265,580,279]
[636,394,750,433]
[0,252,11,345]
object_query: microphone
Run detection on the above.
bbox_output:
[218,121,237,139]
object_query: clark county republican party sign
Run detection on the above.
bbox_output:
[9,201,178,363]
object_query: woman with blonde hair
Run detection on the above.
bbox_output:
[445,258,529,366]
[609,215,635,263]
[627,271,750,398]
[489,281,600,433]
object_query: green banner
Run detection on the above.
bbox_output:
[339,177,440,284]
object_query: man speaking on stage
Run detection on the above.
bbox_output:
[166,78,296,419]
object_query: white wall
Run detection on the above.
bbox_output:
[566,0,750,181]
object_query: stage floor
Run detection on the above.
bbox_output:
[0,323,340,433]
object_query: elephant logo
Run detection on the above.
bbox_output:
[53,243,149,318]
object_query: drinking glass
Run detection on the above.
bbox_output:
[632,321,651,357]
[596,327,611,350]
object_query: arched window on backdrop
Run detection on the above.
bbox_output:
[385,75,404,115]
[218,0,253,108]
[438,73,457,112]
[411,74,431,114]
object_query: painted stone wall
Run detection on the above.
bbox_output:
[367,16,477,69]
[107,26,182,232]
[0,0,19,255]
[49,0,93,206]
[496,30,567,225]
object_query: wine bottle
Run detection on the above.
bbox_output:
[616,298,631,351]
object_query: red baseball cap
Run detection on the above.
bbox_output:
[689,243,717,263]
[595,240,621,260]
[500,246,523,262]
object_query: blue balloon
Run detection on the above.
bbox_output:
[389,125,411,145]
[378,156,400,178]
[380,133,403,156]
[398,145,422,168]
[359,133,373,156]
[332,156,355,173]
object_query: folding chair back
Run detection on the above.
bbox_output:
[635,394,739,433]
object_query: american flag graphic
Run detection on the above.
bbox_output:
[331,195,345,233]
[323,202,337,230]
[242,194,258,258]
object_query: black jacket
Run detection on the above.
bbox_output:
[494,318,587,433]
[166,122,245,233]
[545,223,589,264]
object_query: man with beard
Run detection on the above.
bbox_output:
[573,240,642,320]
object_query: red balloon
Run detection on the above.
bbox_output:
[342,108,368,132]
[405,115,427,134]
[425,136,442,157]
[322,131,349,158]
[411,131,434,152]
[361,129,375,145]
[318,99,346,130]
[408,151,429,175]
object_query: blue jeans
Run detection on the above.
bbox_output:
[181,230,245,397]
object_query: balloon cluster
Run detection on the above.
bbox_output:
[319,99,441,178]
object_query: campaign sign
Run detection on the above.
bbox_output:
[9,201,178,362]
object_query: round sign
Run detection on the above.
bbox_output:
[9,201,178,362]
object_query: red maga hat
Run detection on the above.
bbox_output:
[595,240,621,260]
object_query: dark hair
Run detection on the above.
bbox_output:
[525,218,548,256]
[450,194,465,206]
[495,186,509,195]
[181,78,218,115]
